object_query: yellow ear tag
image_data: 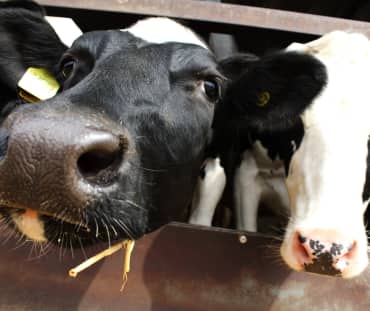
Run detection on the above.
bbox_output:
[257,91,270,107]
[17,67,60,103]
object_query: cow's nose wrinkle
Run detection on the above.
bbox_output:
[77,133,124,186]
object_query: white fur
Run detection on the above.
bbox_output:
[45,16,82,47]
[282,31,370,278]
[189,157,226,226]
[234,150,261,231]
[191,143,290,231]
[123,17,208,49]
[235,143,289,232]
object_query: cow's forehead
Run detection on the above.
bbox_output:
[287,31,370,72]
[287,31,370,65]
[287,31,370,128]
[122,17,208,49]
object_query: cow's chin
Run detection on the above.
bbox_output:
[9,209,48,242]
[281,224,369,279]
[0,206,143,247]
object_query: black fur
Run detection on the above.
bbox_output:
[210,51,326,176]
[0,0,66,121]
[217,51,327,132]
[0,2,220,246]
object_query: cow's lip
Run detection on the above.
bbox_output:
[0,204,90,230]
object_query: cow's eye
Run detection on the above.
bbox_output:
[61,59,76,78]
[202,79,221,102]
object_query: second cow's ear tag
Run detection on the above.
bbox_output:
[256,91,270,107]
[17,67,60,103]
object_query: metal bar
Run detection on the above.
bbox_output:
[38,0,370,37]
[0,223,369,310]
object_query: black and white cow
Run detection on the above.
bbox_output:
[189,52,313,231]
[1,1,369,280]
[0,1,223,246]
[1,0,287,249]
[190,32,370,278]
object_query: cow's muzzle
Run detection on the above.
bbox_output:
[0,107,130,232]
[281,228,369,278]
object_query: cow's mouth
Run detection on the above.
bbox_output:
[0,197,146,248]
[0,205,110,247]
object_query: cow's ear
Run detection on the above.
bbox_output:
[218,51,327,131]
[217,53,259,80]
[0,1,67,93]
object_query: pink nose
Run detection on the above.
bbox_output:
[293,231,357,276]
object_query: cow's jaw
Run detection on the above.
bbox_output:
[282,31,370,278]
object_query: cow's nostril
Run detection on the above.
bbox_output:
[298,233,307,244]
[341,241,357,260]
[77,135,125,185]
[78,150,120,176]
[78,149,122,185]
[293,232,311,265]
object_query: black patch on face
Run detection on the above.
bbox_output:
[250,118,304,174]
[209,51,321,177]
[216,51,327,132]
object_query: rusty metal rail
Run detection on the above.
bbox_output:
[0,223,369,311]
[38,0,370,37]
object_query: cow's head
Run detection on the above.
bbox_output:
[0,2,223,246]
[219,31,370,278]
[282,32,370,278]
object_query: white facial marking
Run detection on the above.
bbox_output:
[189,157,226,226]
[123,17,208,49]
[45,16,82,47]
[11,211,47,242]
[282,31,370,278]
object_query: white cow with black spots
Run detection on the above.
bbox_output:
[191,31,370,278]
